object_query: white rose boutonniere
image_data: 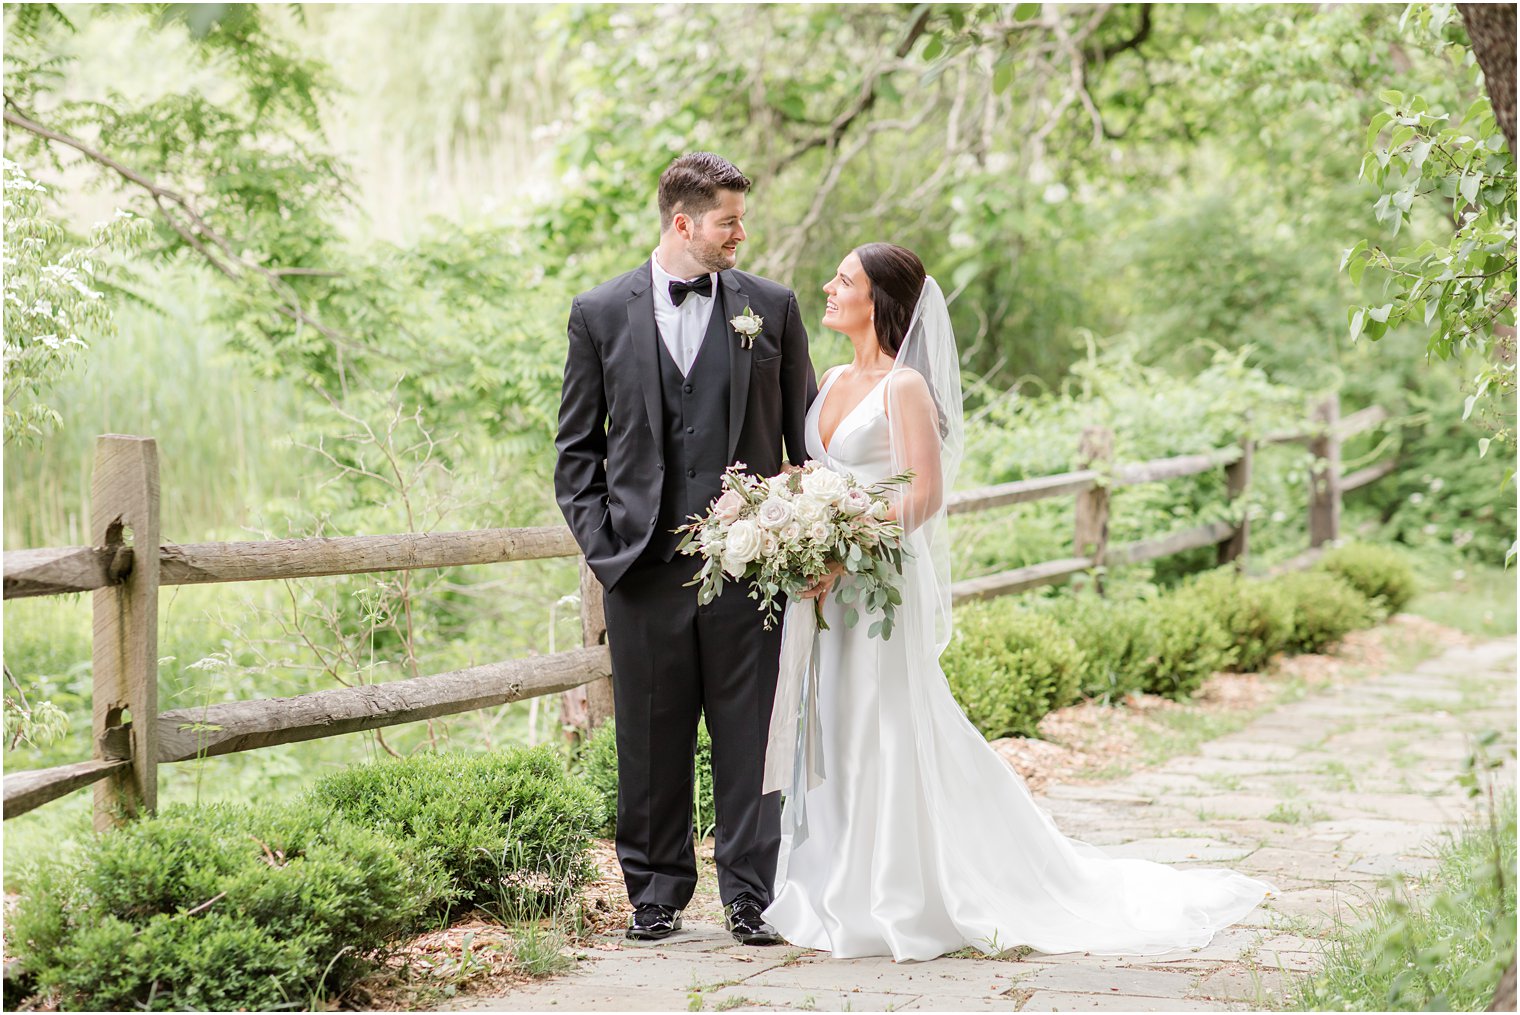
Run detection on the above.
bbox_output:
[730,305,763,349]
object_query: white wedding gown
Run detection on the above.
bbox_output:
[763,371,1274,961]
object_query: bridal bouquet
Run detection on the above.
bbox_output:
[676,461,912,637]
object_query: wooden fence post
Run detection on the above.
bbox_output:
[1074,426,1113,593]
[579,558,614,728]
[1218,435,1254,569]
[1308,393,1341,548]
[560,557,614,743]
[90,435,159,831]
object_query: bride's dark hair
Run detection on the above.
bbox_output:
[854,243,926,357]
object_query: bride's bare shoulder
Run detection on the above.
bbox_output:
[883,367,934,419]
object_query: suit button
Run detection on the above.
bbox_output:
[687,468,696,478]
[686,426,695,434]
[683,384,693,393]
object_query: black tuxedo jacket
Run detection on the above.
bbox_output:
[554,262,817,591]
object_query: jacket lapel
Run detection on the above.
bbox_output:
[626,264,663,444]
[722,271,751,463]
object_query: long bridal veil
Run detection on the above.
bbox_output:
[884,275,963,655]
[870,275,1274,958]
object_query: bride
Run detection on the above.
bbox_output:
[760,243,1273,962]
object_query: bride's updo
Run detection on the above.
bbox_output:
[855,243,927,357]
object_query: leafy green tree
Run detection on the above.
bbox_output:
[1342,4,1516,455]
[2,158,147,444]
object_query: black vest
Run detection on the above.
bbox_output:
[647,303,732,562]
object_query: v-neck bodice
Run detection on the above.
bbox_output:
[805,369,895,483]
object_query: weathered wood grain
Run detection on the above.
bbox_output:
[91,435,159,831]
[1219,438,1255,567]
[1113,446,1243,486]
[3,545,123,599]
[1105,520,1239,566]
[4,759,129,820]
[946,471,1099,515]
[950,557,1096,603]
[1074,428,1114,580]
[3,527,582,600]
[1308,394,1341,548]
[154,646,612,763]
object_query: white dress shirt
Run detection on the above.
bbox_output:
[650,251,717,377]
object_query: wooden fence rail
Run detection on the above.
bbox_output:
[4,527,582,600]
[2,394,1396,824]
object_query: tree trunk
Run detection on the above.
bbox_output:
[1460,4,1516,154]
[1487,957,1516,1012]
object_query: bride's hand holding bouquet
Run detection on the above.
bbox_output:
[676,460,913,638]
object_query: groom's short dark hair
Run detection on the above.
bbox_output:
[658,153,752,231]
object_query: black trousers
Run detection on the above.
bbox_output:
[603,554,783,909]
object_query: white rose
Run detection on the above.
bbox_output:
[794,495,827,526]
[800,467,849,504]
[760,477,796,504]
[762,532,780,557]
[756,497,794,530]
[699,526,725,555]
[780,521,803,545]
[869,500,889,520]
[838,488,872,517]
[713,489,745,523]
[730,311,763,337]
[807,521,832,545]
[721,519,763,576]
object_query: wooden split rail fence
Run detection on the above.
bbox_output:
[2,393,1394,828]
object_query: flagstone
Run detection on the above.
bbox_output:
[447,637,1516,1013]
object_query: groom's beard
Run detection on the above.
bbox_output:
[689,229,738,272]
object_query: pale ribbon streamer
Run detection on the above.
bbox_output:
[762,597,825,845]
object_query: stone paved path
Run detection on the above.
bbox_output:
[449,637,1516,1012]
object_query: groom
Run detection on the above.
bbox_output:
[554,152,816,943]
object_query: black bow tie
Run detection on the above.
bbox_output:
[669,275,714,306]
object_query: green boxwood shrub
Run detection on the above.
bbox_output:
[1181,568,1296,673]
[1052,594,1155,701]
[1316,542,1417,617]
[577,717,717,840]
[1272,570,1379,653]
[942,603,1086,739]
[8,803,437,1012]
[1130,587,1238,699]
[310,746,600,917]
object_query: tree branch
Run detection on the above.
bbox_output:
[1093,3,1153,63]
[3,97,396,364]
[771,5,932,174]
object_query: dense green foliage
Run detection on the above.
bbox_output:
[1054,594,1156,702]
[1129,585,1240,699]
[943,563,1398,740]
[8,803,442,1011]
[1342,5,1516,454]
[310,747,600,917]
[1274,570,1382,653]
[1178,570,1296,675]
[10,747,605,1009]
[1318,542,1419,615]
[942,605,1086,738]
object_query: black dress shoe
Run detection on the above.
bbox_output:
[725,894,784,945]
[626,903,682,940]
